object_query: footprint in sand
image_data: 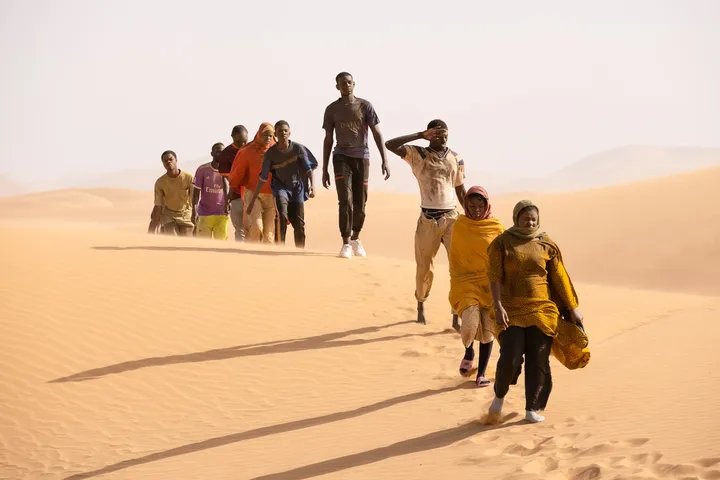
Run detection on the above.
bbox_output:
[519,455,560,475]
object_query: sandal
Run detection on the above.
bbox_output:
[459,359,474,377]
[476,376,491,387]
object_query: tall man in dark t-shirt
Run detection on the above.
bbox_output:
[322,72,390,259]
[217,125,249,241]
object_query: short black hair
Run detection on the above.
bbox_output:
[275,120,290,130]
[335,71,353,83]
[427,119,448,130]
[231,125,247,135]
[161,150,176,159]
[212,142,224,150]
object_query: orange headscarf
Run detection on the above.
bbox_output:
[229,122,276,194]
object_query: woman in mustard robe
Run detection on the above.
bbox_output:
[487,200,585,424]
[448,186,505,387]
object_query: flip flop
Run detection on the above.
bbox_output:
[476,376,491,387]
[459,359,474,377]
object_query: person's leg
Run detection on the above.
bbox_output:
[161,222,178,235]
[489,326,525,417]
[524,326,553,422]
[260,194,276,244]
[211,215,229,240]
[350,157,369,241]
[476,307,496,385]
[276,196,290,244]
[414,215,443,324]
[195,215,213,238]
[245,189,263,243]
[459,305,480,376]
[230,198,245,241]
[289,201,306,248]
[440,212,459,327]
[332,155,353,256]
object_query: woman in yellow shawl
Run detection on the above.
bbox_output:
[448,186,504,387]
[487,200,585,424]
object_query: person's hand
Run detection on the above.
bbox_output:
[224,199,231,214]
[494,304,509,330]
[308,186,315,198]
[381,161,390,180]
[421,126,447,142]
[322,170,331,189]
[569,308,584,327]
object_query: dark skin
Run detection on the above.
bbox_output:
[322,74,390,190]
[222,130,249,210]
[193,143,225,218]
[148,152,194,236]
[492,207,584,329]
[386,125,467,326]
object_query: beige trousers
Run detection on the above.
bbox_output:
[414,210,458,303]
[246,190,276,244]
[460,305,496,347]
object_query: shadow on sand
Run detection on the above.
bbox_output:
[92,245,328,257]
[49,321,452,384]
[64,385,519,479]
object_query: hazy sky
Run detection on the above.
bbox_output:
[1,0,718,188]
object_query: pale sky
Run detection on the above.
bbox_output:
[1,0,718,189]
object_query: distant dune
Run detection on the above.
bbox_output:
[0,174,28,198]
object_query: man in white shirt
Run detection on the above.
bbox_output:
[385,120,466,326]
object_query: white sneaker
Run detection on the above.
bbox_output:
[338,243,352,259]
[351,239,367,257]
[525,410,545,423]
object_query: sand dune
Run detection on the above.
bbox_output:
[1,167,718,479]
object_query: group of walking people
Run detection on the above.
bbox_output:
[148,71,591,423]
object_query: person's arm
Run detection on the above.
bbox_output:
[321,106,334,189]
[148,181,163,233]
[306,169,315,197]
[547,244,583,325]
[454,154,467,212]
[385,127,446,158]
[322,128,334,189]
[487,238,509,329]
[385,132,423,158]
[245,179,266,215]
[246,152,272,215]
[369,123,390,180]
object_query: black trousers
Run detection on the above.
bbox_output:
[275,196,306,248]
[494,326,553,411]
[332,154,369,241]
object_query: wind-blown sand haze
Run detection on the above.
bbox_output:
[1,168,719,479]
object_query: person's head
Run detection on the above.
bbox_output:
[275,120,290,144]
[513,200,540,229]
[231,125,248,147]
[464,186,492,220]
[256,122,275,146]
[160,150,177,173]
[335,72,354,96]
[426,119,448,149]
[211,142,224,159]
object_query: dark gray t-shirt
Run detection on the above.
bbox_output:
[322,97,379,160]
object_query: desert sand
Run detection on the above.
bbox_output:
[1,167,719,480]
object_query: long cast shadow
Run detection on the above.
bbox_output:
[92,245,328,257]
[252,415,523,480]
[64,382,480,479]
[49,321,450,383]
